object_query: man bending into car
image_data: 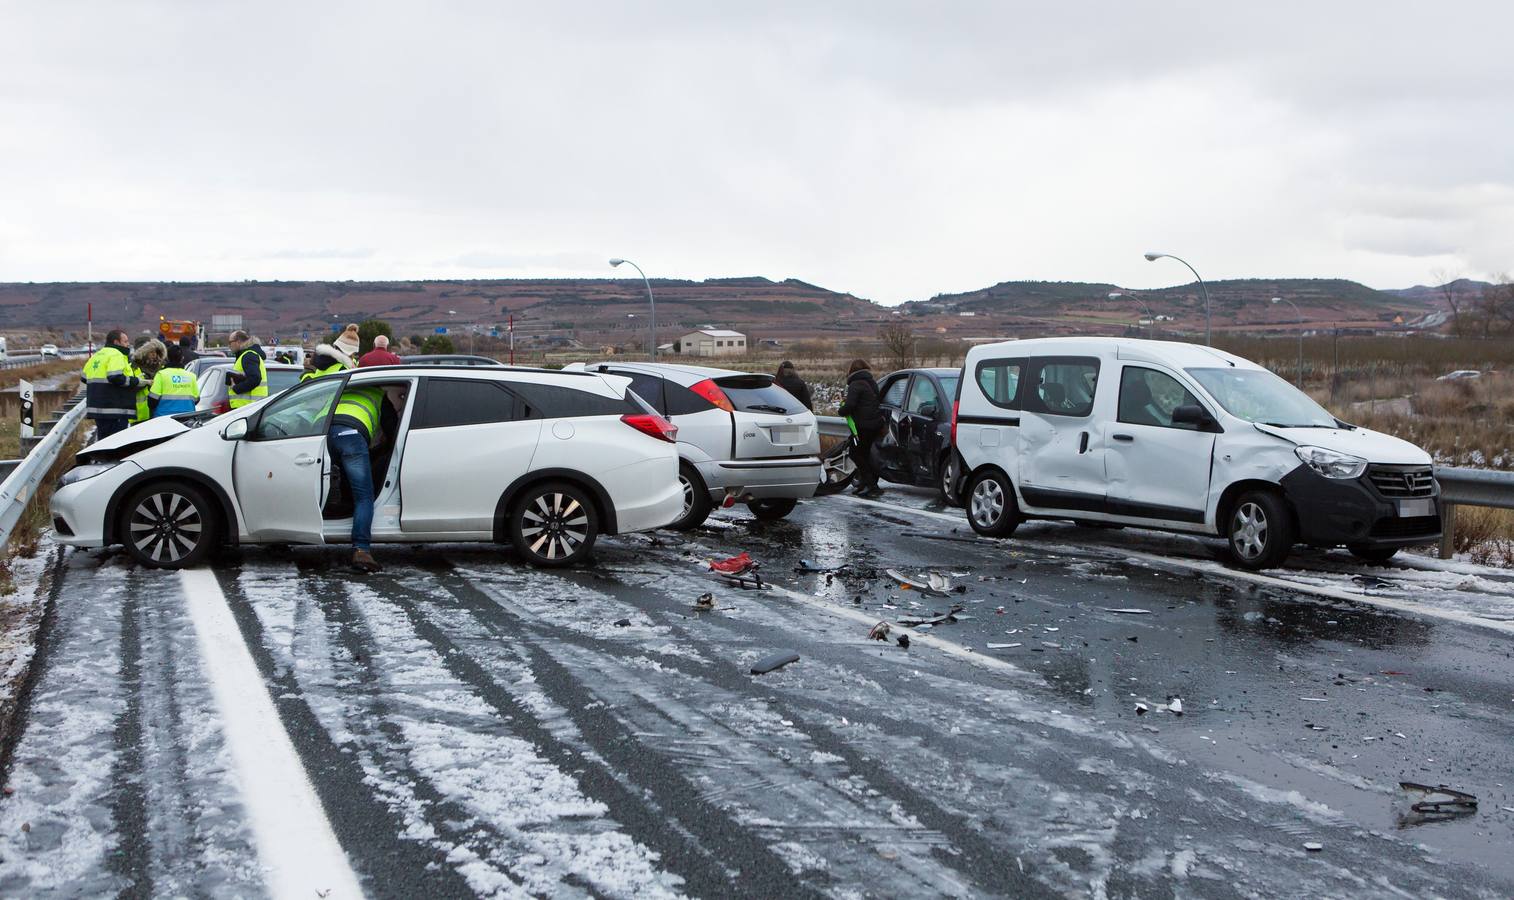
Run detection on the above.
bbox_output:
[327,383,406,573]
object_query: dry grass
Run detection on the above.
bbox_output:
[1445,506,1514,567]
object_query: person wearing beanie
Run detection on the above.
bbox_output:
[775,360,812,411]
[303,338,357,381]
[333,324,361,358]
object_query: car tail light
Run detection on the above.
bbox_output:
[621,413,678,443]
[950,400,960,444]
[214,401,230,415]
[689,378,735,412]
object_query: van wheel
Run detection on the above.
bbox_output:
[967,470,1021,537]
[668,464,713,531]
[1225,490,1295,570]
[510,482,598,568]
[121,482,219,568]
[748,498,798,520]
[1348,545,1398,565]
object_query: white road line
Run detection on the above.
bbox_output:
[839,495,1514,638]
[179,568,366,899]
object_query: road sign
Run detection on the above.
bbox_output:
[331,323,342,332]
[434,327,448,334]
[18,380,32,440]
[301,331,309,342]
[490,327,499,337]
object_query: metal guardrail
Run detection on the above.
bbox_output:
[0,355,48,370]
[818,415,1513,557]
[0,396,86,549]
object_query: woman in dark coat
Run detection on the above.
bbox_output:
[838,359,885,496]
[775,360,812,411]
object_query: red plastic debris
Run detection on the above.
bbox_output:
[710,552,756,575]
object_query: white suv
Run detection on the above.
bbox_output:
[954,337,1440,569]
[51,366,683,568]
[571,362,821,528]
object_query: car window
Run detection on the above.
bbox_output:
[975,358,1023,409]
[940,375,959,403]
[412,378,520,429]
[1026,357,1099,417]
[664,380,715,416]
[880,376,909,409]
[1118,366,1204,429]
[609,371,667,415]
[252,378,344,440]
[511,382,640,418]
[268,369,303,393]
[906,376,942,415]
[713,375,804,414]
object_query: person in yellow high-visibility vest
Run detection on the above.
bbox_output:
[327,379,398,574]
[226,330,268,409]
[148,346,200,417]
[82,329,140,439]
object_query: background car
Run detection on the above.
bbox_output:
[192,361,304,414]
[401,354,504,366]
[572,361,821,528]
[51,365,682,568]
[39,343,59,357]
[873,367,962,499]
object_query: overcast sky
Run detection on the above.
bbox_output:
[2,1,1511,303]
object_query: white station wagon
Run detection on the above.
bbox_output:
[51,366,683,567]
[953,337,1440,569]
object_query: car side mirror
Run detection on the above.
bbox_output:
[221,418,249,441]
[918,401,939,419]
[1171,404,1215,429]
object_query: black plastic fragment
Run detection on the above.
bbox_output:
[750,651,801,675]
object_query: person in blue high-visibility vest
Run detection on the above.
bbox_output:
[148,345,201,417]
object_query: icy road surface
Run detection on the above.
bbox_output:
[2,492,1514,897]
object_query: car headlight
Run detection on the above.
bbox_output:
[1294,445,1367,480]
[60,462,119,486]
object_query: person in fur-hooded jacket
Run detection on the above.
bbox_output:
[129,339,168,425]
[303,325,360,381]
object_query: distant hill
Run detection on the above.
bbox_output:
[0,277,890,347]
[899,278,1444,336]
[0,275,1457,345]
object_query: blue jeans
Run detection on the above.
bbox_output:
[328,429,374,551]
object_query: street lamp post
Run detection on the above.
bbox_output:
[1144,252,1212,346]
[1272,296,1304,386]
[1108,292,1155,339]
[609,258,657,360]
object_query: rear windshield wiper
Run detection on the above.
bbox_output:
[747,404,791,414]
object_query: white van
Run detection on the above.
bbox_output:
[953,337,1440,569]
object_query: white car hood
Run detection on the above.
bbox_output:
[1253,423,1431,465]
[78,415,192,462]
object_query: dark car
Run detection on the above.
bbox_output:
[874,367,962,498]
[399,354,505,366]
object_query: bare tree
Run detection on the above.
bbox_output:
[1479,274,1514,337]
[878,322,917,370]
[1431,267,1467,337]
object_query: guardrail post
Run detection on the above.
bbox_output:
[1438,502,1456,560]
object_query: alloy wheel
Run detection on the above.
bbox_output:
[678,473,696,518]
[520,492,589,561]
[971,479,1004,528]
[1231,501,1269,561]
[129,491,204,564]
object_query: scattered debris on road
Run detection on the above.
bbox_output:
[868,622,891,641]
[614,618,632,627]
[750,651,800,675]
[986,642,1021,650]
[1400,782,1478,814]
[898,605,965,627]
[1167,698,1184,716]
[1102,607,1151,615]
[694,592,715,610]
[1351,574,1396,591]
[896,634,910,650]
[1303,842,1323,852]
[1135,702,1150,715]
[710,552,756,575]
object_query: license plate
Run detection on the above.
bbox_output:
[1397,498,1433,517]
[770,426,805,444]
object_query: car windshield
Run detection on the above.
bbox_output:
[1186,367,1336,427]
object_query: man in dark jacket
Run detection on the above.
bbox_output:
[839,359,885,497]
[177,335,199,366]
[82,329,140,439]
[775,361,812,411]
[226,330,268,409]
